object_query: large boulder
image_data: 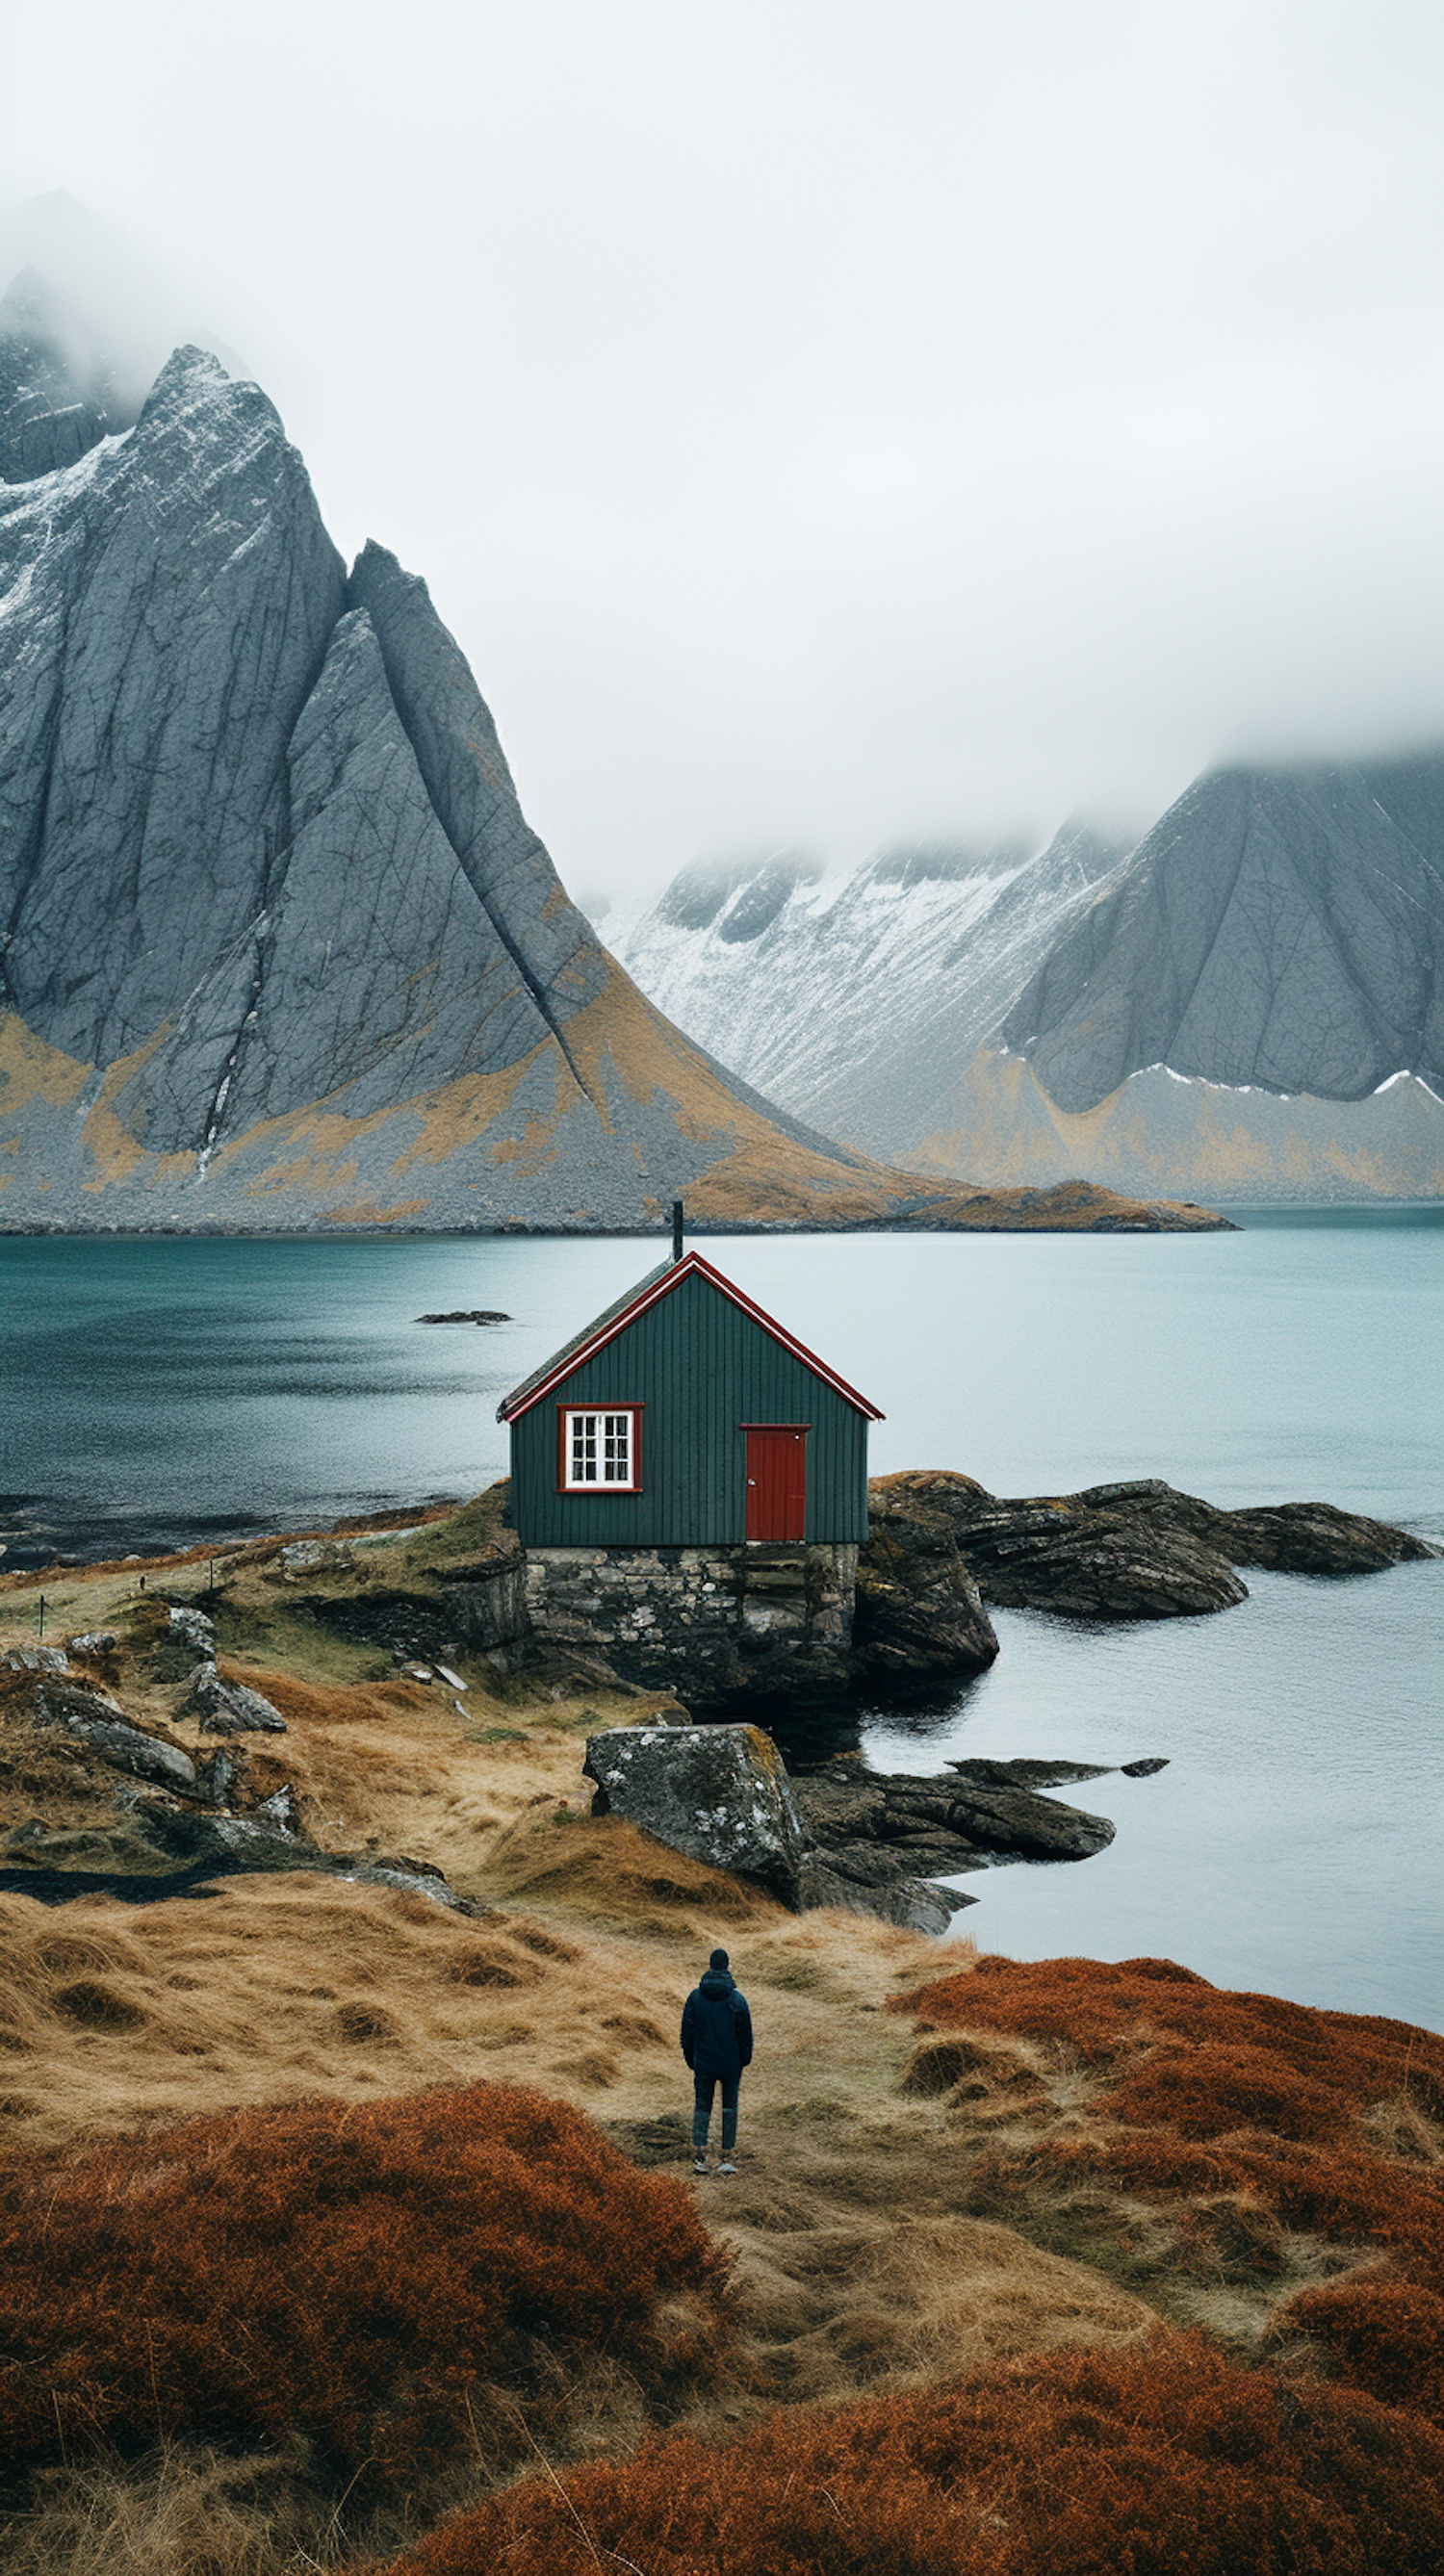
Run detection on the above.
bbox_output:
[854,1490,1000,1680]
[583,1723,810,1906]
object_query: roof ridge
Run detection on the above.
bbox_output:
[497,1249,883,1423]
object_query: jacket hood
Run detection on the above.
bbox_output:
[699,1968,735,1996]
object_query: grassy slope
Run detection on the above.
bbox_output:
[0,966,1232,1232]
[1,1514,1438,2573]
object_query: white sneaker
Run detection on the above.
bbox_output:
[692,2154,709,2175]
[716,2158,736,2176]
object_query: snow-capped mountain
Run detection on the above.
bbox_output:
[608,763,1444,1201]
[608,826,1127,1166]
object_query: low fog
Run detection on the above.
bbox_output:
[3,0,1441,902]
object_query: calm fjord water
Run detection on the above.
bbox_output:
[2,1212,1440,2025]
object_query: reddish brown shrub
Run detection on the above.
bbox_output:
[899,1957,1444,2433]
[378,2332,1444,2575]
[1106,2042,1345,2143]
[971,2132,1442,2284]
[0,2083,732,2483]
[1269,2280,1444,2417]
[895,1955,1444,2130]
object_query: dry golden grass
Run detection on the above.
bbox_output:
[0,1537,1434,2572]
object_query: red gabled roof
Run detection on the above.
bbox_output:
[497,1249,885,1423]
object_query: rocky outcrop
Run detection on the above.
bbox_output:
[582,1718,958,1931]
[180,1666,288,1737]
[297,1533,527,1666]
[853,1490,1000,1679]
[867,1473,1433,1622]
[0,271,1222,1238]
[583,1723,810,1905]
[6,1669,199,1792]
[581,1721,1138,1938]
[1103,1486,1437,1577]
[0,1801,480,1912]
[793,1761,1116,1928]
[869,1473,1247,1620]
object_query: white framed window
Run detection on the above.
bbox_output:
[560,1405,642,1492]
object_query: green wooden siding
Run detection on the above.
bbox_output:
[508,1269,871,1547]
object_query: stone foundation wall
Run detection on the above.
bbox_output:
[523,1542,858,1710]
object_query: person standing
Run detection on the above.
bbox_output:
[681,1946,753,2176]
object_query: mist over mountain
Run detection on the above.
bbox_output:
[609,767,1444,1202]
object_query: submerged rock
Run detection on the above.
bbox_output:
[794,1760,1116,1874]
[946,1758,1114,1789]
[417,1310,511,1325]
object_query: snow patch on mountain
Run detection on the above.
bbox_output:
[609,827,1126,1161]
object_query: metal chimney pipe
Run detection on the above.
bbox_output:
[671,1198,684,1262]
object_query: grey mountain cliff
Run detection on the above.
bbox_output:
[1003,758,1444,1111]
[4,272,1208,1234]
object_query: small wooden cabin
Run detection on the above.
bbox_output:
[498,1249,883,1550]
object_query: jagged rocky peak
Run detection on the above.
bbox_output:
[345,541,605,1016]
[0,266,129,481]
[606,814,1137,1162]
[657,851,824,940]
[0,317,615,1172]
[2,343,348,1110]
[0,193,242,484]
[1001,755,1444,1110]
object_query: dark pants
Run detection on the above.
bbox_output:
[692,2070,739,2152]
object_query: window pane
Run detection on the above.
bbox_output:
[570,1413,597,1482]
[602,1412,630,1482]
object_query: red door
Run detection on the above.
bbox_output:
[745,1426,808,1540]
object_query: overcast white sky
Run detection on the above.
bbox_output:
[3,0,1442,903]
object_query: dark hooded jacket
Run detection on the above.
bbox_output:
[681,1967,754,2080]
